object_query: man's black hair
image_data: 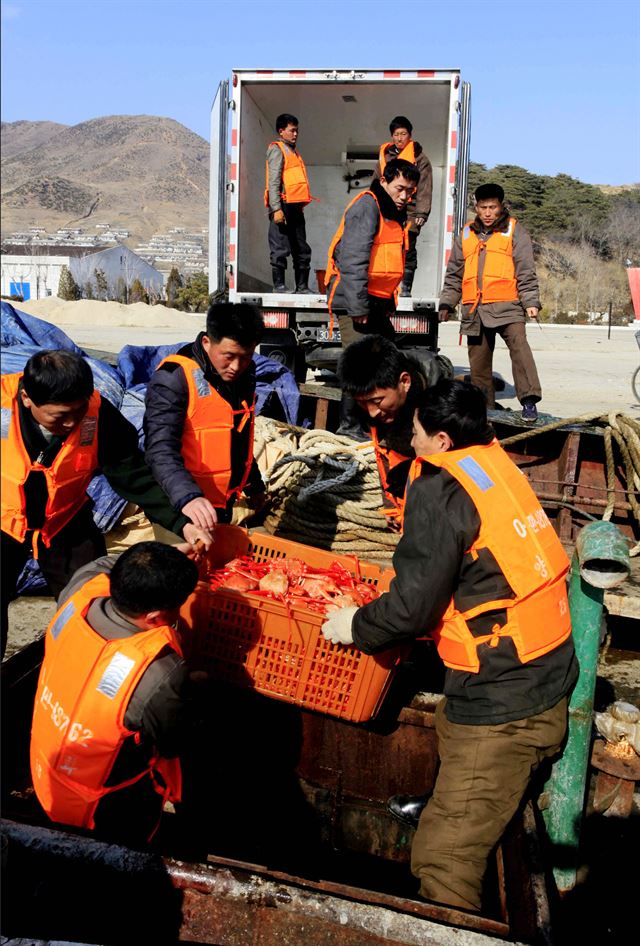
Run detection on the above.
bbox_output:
[276,113,298,133]
[389,115,413,136]
[22,350,94,406]
[414,380,494,449]
[338,335,413,395]
[474,183,505,203]
[110,542,199,618]
[382,158,420,185]
[205,302,265,348]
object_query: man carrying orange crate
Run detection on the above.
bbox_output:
[322,379,577,915]
[144,302,268,537]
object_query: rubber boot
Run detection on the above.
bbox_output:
[399,271,414,297]
[294,267,314,294]
[272,265,287,292]
[387,792,432,828]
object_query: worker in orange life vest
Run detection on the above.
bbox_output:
[337,334,446,527]
[144,302,268,538]
[1,350,212,658]
[265,112,314,294]
[322,379,577,913]
[439,182,543,422]
[325,158,419,440]
[378,116,433,297]
[30,541,203,846]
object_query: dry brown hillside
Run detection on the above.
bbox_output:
[0,115,209,244]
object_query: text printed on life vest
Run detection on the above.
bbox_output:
[40,684,93,746]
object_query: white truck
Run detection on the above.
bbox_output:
[209,68,471,377]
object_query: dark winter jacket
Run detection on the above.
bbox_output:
[15,385,189,536]
[57,555,207,840]
[352,463,578,725]
[439,208,541,334]
[144,334,264,518]
[326,178,408,318]
[379,140,433,221]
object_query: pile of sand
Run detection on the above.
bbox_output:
[12,297,205,331]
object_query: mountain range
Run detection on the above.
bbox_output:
[1,115,210,244]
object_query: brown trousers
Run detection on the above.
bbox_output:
[411,696,568,912]
[467,321,541,408]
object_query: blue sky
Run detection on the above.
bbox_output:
[1,0,639,185]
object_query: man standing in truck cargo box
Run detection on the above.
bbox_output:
[378,116,433,297]
[322,379,577,914]
[265,113,314,294]
[144,302,267,536]
[1,349,212,658]
[325,157,420,347]
[438,183,543,422]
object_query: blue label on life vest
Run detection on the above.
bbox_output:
[457,456,495,492]
[1,407,11,439]
[192,368,211,398]
[50,600,76,640]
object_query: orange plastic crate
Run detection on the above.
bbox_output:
[181,530,403,722]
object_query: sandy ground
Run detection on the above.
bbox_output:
[12,298,640,420]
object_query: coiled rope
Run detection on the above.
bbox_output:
[254,418,399,560]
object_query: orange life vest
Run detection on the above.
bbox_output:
[461,217,519,311]
[326,190,408,310]
[30,573,183,831]
[157,354,255,509]
[378,140,416,174]
[371,427,409,523]
[406,440,571,673]
[1,372,100,552]
[264,140,313,207]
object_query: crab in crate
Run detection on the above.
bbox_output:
[207,555,380,612]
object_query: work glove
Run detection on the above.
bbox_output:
[273,209,285,225]
[407,219,421,233]
[438,308,450,323]
[321,606,358,646]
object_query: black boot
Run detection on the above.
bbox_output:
[399,272,414,297]
[387,792,431,828]
[294,267,314,294]
[272,265,287,292]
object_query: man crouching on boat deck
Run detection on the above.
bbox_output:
[322,380,577,912]
[30,541,206,847]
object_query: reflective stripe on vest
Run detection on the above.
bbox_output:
[461,217,518,310]
[30,573,183,830]
[371,426,409,521]
[157,354,255,507]
[406,440,571,672]
[1,373,100,549]
[326,190,407,310]
[378,140,416,174]
[264,140,312,206]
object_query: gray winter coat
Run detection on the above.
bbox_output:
[439,212,541,334]
[326,178,407,317]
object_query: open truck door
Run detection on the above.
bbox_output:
[208,79,229,298]
[455,80,472,236]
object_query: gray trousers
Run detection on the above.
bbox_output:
[411,696,568,912]
[467,320,541,408]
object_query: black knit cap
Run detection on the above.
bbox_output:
[474,183,504,202]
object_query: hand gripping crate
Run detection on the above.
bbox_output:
[181,528,404,722]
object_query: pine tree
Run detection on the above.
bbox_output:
[94,268,109,300]
[174,271,210,313]
[58,265,81,301]
[166,266,183,307]
[129,278,148,304]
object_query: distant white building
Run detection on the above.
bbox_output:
[1,243,163,301]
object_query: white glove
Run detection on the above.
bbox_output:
[321,606,358,646]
